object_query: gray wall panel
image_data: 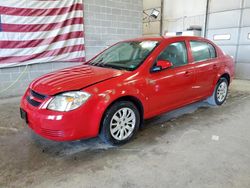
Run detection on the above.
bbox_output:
[207,28,239,45]
[208,10,241,29]
[241,8,250,26]
[244,0,250,8]
[239,27,250,44]
[237,45,250,63]
[219,45,237,58]
[206,0,250,79]
[209,0,242,13]
[236,63,250,79]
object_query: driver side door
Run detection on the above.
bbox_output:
[146,41,196,117]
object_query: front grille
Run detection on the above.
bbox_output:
[41,128,65,138]
[26,96,41,107]
[26,89,48,107]
[30,90,47,100]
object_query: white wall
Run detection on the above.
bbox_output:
[143,0,207,36]
[144,0,161,10]
[163,0,207,33]
[164,0,206,18]
[143,0,161,36]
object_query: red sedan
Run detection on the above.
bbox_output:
[20,36,235,145]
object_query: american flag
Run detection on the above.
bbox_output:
[0,0,85,68]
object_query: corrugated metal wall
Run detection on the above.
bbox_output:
[206,0,250,80]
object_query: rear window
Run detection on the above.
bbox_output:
[190,41,217,62]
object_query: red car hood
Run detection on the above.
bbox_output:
[30,65,125,96]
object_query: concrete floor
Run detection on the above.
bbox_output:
[1,80,250,188]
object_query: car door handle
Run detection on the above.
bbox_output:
[213,64,218,69]
[184,71,191,77]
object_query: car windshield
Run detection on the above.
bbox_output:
[88,41,159,71]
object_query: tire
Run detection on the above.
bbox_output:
[99,101,140,146]
[207,77,229,106]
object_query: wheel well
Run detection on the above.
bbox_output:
[99,96,144,133]
[220,73,231,85]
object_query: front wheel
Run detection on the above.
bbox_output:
[207,77,229,106]
[99,101,140,146]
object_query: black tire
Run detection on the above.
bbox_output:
[99,101,140,146]
[207,77,229,106]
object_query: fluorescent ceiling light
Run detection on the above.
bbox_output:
[213,34,231,41]
[248,33,250,40]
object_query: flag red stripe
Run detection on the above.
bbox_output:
[0,3,83,17]
[0,31,84,49]
[0,45,85,64]
[1,17,83,32]
[65,57,86,62]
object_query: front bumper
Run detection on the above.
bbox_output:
[20,90,101,142]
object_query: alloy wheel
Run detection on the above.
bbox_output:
[110,108,136,141]
[217,81,228,103]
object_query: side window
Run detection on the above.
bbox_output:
[158,42,188,67]
[208,43,216,59]
[190,41,217,62]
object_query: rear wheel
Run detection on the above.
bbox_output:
[207,77,229,106]
[100,101,140,146]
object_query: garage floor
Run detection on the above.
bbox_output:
[1,80,250,188]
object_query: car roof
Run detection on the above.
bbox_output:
[123,36,164,42]
[124,36,208,42]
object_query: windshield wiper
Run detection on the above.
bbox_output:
[91,63,131,71]
[101,64,125,70]
[90,57,104,65]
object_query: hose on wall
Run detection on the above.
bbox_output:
[0,65,29,95]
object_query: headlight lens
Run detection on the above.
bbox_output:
[47,91,91,112]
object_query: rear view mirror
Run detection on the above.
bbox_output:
[157,60,173,69]
[152,60,173,72]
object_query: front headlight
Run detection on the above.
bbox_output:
[47,91,91,112]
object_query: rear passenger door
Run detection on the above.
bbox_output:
[189,40,219,99]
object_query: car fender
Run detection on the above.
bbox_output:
[96,85,147,115]
[214,65,231,86]
[84,80,148,135]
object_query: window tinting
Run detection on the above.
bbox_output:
[190,41,217,62]
[158,42,188,67]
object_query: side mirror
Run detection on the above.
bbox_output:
[152,60,173,72]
